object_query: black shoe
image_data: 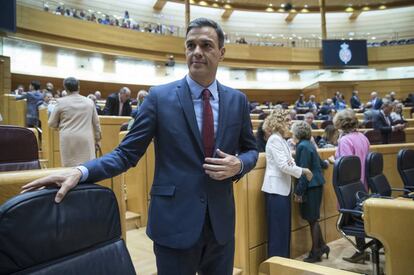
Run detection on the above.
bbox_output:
[304,251,322,263]
[321,245,330,259]
[343,251,368,264]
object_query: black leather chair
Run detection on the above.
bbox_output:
[0,184,135,275]
[366,152,410,196]
[364,129,382,145]
[397,149,414,192]
[333,156,381,274]
[389,130,406,144]
[0,125,40,172]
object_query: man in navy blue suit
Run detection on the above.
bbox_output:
[23,18,258,274]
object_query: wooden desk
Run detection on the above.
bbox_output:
[259,257,358,275]
[364,198,414,275]
[2,94,26,127]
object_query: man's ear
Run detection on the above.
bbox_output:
[219,47,226,61]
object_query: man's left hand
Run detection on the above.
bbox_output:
[203,149,241,181]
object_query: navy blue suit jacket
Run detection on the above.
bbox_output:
[82,77,258,249]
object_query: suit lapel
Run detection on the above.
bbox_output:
[175,78,204,155]
[214,82,230,154]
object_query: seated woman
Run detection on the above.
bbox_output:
[317,125,339,148]
[291,121,329,263]
[261,109,313,258]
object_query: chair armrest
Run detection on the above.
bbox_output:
[391,187,412,193]
[339,208,363,217]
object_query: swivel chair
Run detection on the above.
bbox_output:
[366,152,410,196]
[332,156,382,275]
[397,149,414,192]
[0,125,40,172]
[0,184,135,275]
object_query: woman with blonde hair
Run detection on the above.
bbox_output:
[333,109,370,264]
[261,109,313,258]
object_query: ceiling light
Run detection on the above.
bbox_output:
[362,6,370,11]
[278,8,284,12]
[301,8,309,13]
[224,4,232,9]
[281,3,285,7]
[269,3,273,7]
[212,3,219,7]
[266,7,274,12]
[199,1,208,6]
[379,5,387,9]
[290,9,297,13]
[304,4,308,8]
[345,7,354,12]
[371,36,376,40]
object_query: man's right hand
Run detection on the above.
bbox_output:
[21,168,82,203]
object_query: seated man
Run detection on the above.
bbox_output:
[304,112,318,129]
[306,95,319,112]
[373,100,405,144]
[103,87,132,116]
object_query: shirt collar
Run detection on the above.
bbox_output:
[186,74,218,100]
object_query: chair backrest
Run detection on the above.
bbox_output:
[397,149,414,189]
[366,152,391,196]
[389,130,406,144]
[364,121,373,129]
[0,125,40,172]
[332,156,366,211]
[364,129,382,145]
[320,120,333,129]
[0,184,135,275]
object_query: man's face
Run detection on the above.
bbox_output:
[305,114,314,125]
[185,26,225,82]
[44,94,52,103]
[120,92,131,103]
[46,83,54,91]
[383,105,392,115]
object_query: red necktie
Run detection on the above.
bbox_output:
[202,89,214,157]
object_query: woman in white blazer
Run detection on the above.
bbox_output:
[262,109,313,258]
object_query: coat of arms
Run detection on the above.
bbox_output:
[339,43,352,64]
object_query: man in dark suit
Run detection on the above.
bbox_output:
[350,90,362,109]
[370,91,383,110]
[103,87,132,116]
[23,18,258,274]
[373,100,405,144]
[16,80,44,127]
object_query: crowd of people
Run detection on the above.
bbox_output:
[253,89,413,151]
[11,79,149,168]
[43,3,177,35]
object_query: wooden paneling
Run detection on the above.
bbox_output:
[11,6,414,70]
[0,56,12,125]
[243,89,303,104]
[2,94,26,127]
[12,73,151,100]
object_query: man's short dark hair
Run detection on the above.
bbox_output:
[186,18,225,48]
[30,80,41,91]
[63,77,79,92]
